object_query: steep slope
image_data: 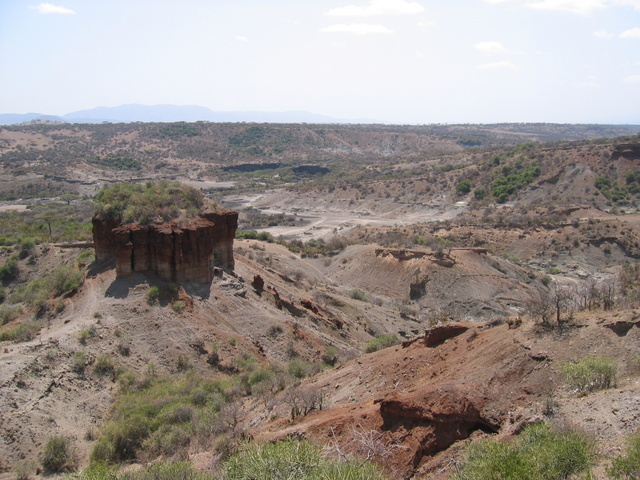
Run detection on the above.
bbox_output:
[254,312,640,479]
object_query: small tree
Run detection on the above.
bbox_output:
[456,180,471,195]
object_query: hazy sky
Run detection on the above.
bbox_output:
[1,0,640,124]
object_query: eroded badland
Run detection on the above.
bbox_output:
[1,122,640,479]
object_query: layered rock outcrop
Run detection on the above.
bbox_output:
[92,209,238,283]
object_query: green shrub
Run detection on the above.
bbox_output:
[41,436,76,473]
[0,321,40,342]
[148,285,160,303]
[77,462,209,480]
[348,289,368,302]
[19,238,36,259]
[608,430,640,479]
[363,334,399,354]
[562,356,617,394]
[248,368,275,387]
[89,155,141,171]
[454,422,592,480]
[90,374,240,464]
[94,181,205,224]
[123,462,210,480]
[95,354,116,376]
[236,230,275,242]
[172,301,186,313]
[73,351,87,374]
[456,179,471,195]
[175,354,192,372]
[143,424,191,457]
[0,305,22,326]
[491,162,541,202]
[233,353,257,372]
[50,265,83,296]
[10,264,83,312]
[287,359,311,379]
[77,250,95,266]
[0,255,19,282]
[78,325,96,345]
[222,438,386,480]
[91,415,151,463]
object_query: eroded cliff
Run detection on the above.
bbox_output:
[92,209,237,283]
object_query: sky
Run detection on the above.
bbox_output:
[1,0,639,124]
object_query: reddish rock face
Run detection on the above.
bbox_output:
[92,210,238,283]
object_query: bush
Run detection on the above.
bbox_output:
[78,325,96,345]
[90,374,240,464]
[0,305,22,326]
[0,255,19,282]
[454,422,592,480]
[287,359,311,379]
[19,238,36,259]
[172,301,186,313]
[77,250,95,267]
[491,162,541,202]
[124,462,210,480]
[41,436,76,473]
[50,265,84,296]
[456,180,471,195]
[608,430,640,479]
[363,334,399,354]
[94,181,206,224]
[562,356,617,394]
[77,461,210,480]
[91,415,151,463]
[10,264,83,312]
[95,354,116,376]
[222,438,386,480]
[0,321,40,342]
[348,289,368,302]
[148,285,160,303]
[73,351,87,374]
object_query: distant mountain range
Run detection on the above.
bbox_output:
[0,104,378,125]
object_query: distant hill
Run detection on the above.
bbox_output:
[0,113,66,124]
[0,104,376,125]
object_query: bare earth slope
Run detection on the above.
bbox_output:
[255,313,640,479]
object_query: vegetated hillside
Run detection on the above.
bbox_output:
[0,122,638,203]
[0,238,425,473]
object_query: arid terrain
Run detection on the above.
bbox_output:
[1,121,640,479]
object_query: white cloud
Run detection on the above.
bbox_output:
[320,23,394,34]
[29,3,76,14]
[623,74,640,83]
[475,41,508,55]
[235,35,249,42]
[478,60,518,70]
[326,0,425,17]
[614,0,640,9]
[620,27,640,38]
[524,0,608,14]
[488,0,640,13]
[577,76,601,88]
[417,19,436,28]
[594,30,615,39]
